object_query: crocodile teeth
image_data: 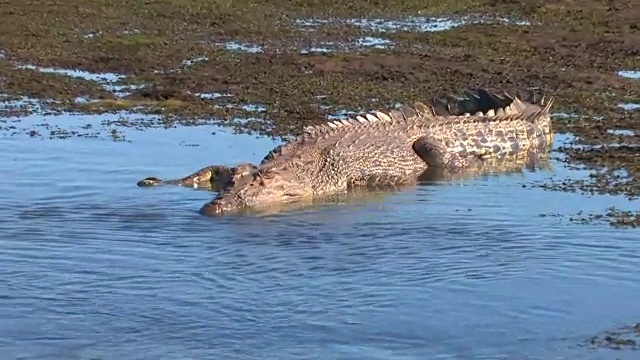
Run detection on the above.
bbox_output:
[496,107,506,116]
[340,119,351,126]
[485,109,495,117]
[356,115,368,123]
[475,111,483,116]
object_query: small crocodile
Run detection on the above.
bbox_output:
[137,88,555,216]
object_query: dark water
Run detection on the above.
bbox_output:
[1,111,640,360]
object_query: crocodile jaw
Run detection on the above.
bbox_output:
[199,198,239,216]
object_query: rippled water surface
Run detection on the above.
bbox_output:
[2,111,640,360]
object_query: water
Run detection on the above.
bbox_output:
[295,15,530,33]
[618,70,640,79]
[1,109,640,360]
[617,71,640,111]
[4,64,268,112]
[294,16,528,54]
[215,41,264,53]
[206,15,532,56]
[620,103,640,111]
[11,64,142,98]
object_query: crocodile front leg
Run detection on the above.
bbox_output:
[412,136,487,173]
[137,163,257,192]
[348,173,417,190]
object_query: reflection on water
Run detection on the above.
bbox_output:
[1,111,640,359]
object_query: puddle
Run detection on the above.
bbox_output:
[618,70,640,79]
[0,93,272,140]
[17,64,124,83]
[301,37,394,54]
[0,103,278,145]
[355,37,394,49]
[216,16,529,54]
[82,29,142,39]
[619,103,640,111]
[215,103,267,113]
[83,31,102,39]
[194,92,234,100]
[212,39,393,54]
[607,129,636,136]
[294,14,528,53]
[296,15,530,33]
[300,46,333,54]
[15,64,144,98]
[551,112,578,119]
[189,92,267,112]
[238,104,267,112]
[182,56,208,67]
[215,41,263,53]
[0,95,48,112]
[1,109,149,141]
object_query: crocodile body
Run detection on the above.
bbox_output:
[137,88,555,216]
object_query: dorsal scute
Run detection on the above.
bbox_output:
[301,104,424,137]
[375,111,392,122]
[434,87,554,119]
[413,101,433,116]
[398,105,417,120]
[301,87,553,138]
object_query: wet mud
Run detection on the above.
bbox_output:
[1,0,640,224]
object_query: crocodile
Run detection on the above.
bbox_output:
[137,88,555,216]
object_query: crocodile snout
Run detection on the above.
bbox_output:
[199,199,230,216]
[137,177,163,187]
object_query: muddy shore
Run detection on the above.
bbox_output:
[1,0,639,225]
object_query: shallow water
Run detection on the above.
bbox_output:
[618,70,640,79]
[1,110,640,360]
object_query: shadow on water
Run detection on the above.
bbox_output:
[1,104,640,359]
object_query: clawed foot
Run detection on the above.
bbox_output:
[137,177,163,187]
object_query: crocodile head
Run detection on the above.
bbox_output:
[200,166,312,216]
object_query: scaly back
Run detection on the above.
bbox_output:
[300,88,554,139]
[260,88,554,164]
